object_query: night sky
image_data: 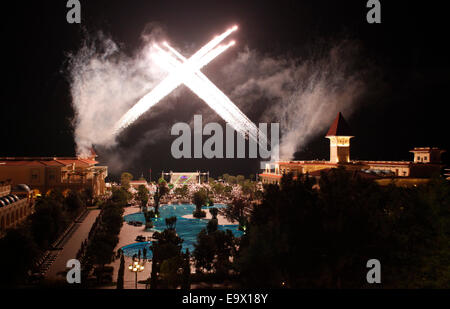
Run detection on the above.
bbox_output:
[1,1,449,181]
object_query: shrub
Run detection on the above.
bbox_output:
[193,209,207,218]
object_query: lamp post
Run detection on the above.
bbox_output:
[128,260,145,289]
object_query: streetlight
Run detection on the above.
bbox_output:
[128,260,145,289]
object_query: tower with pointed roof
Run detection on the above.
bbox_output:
[325,112,354,163]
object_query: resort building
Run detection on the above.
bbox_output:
[129,180,149,189]
[0,151,108,197]
[260,112,445,185]
[0,183,34,234]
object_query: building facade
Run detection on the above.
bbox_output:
[0,154,108,197]
[0,183,34,234]
[260,112,445,185]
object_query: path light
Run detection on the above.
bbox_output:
[129,260,145,289]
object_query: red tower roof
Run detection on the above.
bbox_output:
[326,112,353,137]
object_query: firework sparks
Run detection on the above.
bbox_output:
[113,26,266,144]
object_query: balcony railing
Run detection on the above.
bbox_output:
[0,185,11,197]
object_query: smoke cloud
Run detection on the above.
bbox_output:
[218,41,369,159]
[68,27,170,157]
[68,26,372,170]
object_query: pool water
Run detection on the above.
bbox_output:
[121,204,243,259]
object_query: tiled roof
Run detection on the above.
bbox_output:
[54,159,90,167]
[130,180,148,184]
[38,160,68,166]
[78,158,98,165]
[0,160,45,166]
[0,157,97,167]
[326,112,353,136]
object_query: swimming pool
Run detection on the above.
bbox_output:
[121,204,243,259]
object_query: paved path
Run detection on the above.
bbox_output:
[45,209,101,281]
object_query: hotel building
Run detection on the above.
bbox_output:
[260,112,445,185]
[0,151,108,197]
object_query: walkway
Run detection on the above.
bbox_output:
[44,209,101,281]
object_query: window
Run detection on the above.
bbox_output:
[31,169,39,182]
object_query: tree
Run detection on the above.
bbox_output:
[193,229,215,273]
[31,196,68,248]
[153,180,169,216]
[192,189,208,218]
[206,218,218,234]
[0,228,39,286]
[222,196,251,230]
[193,223,236,277]
[111,187,130,205]
[181,249,191,289]
[241,180,256,197]
[120,172,133,191]
[174,185,189,199]
[212,183,225,196]
[211,229,235,277]
[65,190,84,215]
[209,207,219,219]
[144,210,154,229]
[165,216,177,230]
[150,229,184,289]
[85,199,124,278]
[235,169,450,288]
[117,254,125,289]
[222,173,230,183]
[227,176,237,184]
[82,187,94,205]
[223,185,232,197]
[137,185,149,212]
[236,175,245,185]
[87,231,119,267]
[46,187,65,204]
[160,256,183,288]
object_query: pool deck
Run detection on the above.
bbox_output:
[103,204,238,289]
[103,205,154,289]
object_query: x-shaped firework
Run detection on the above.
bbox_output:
[113,26,266,145]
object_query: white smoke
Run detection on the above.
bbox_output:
[218,41,368,159]
[68,27,370,166]
[68,29,170,157]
